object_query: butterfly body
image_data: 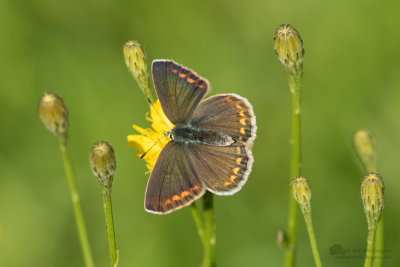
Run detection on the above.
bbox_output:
[167,124,234,146]
[145,60,257,214]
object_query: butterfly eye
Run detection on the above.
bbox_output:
[166,131,173,139]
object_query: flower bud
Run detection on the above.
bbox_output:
[361,173,385,230]
[90,141,116,188]
[353,129,376,172]
[38,92,69,140]
[123,40,153,102]
[291,176,311,215]
[273,24,304,75]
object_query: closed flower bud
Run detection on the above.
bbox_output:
[291,176,311,215]
[361,173,385,230]
[353,129,376,172]
[274,24,304,75]
[38,92,69,140]
[90,141,116,188]
[123,40,153,101]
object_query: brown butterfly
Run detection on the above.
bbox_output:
[145,60,256,214]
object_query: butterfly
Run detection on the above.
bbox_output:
[145,60,256,214]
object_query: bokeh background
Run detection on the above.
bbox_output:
[1,0,399,266]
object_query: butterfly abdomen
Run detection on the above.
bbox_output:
[170,124,234,146]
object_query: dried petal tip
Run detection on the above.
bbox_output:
[353,129,376,172]
[123,40,151,97]
[38,92,69,140]
[90,141,116,188]
[273,24,304,75]
[361,173,385,230]
[291,176,311,215]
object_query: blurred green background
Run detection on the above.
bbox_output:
[1,0,399,266]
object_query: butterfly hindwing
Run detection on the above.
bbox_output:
[190,94,256,144]
[145,141,205,214]
[152,60,209,124]
[188,142,253,195]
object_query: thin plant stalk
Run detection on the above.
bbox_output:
[190,192,216,267]
[364,227,377,267]
[202,192,216,267]
[103,187,117,267]
[59,139,95,267]
[90,141,118,267]
[285,74,302,267]
[373,218,384,267]
[190,203,205,240]
[304,214,322,267]
[291,176,322,267]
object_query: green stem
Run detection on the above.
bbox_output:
[364,227,377,267]
[284,73,302,267]
[304,214,322,267]
[103,187,117,267]
[363,153,383,267]
[58,140,95,267]
[202,192,216,267]
[190,203,205,242]
[372,217,384,267]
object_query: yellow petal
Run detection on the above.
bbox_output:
[127,100,174,172]
[149,101,174,133]
[127,134,154,154]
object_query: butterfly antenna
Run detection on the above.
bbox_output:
[140,133,167,159]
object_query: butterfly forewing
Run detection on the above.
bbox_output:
[188,143,253,195]
[190,94,256,144]
[145,141,205,214]
[152,60,209,124]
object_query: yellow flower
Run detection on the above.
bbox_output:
[127,100,174,172]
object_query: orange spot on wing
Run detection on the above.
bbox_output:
[230,175,238,182]
[187,77,196,83]
[178,73,187,78]
[236,157,243,165]
[236,146,241,154]
[233,167,240,174]
[239,118,247,125]
[238,136,243,141]
[240,128,246,135]
[236,103,243,109]
[191,185,199,191]
[181,191,190,198]
[171,68,178,74]
[239,110,246,117]
[172,195,181,201]
[164,199,172,205]
[224,181,232,186]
